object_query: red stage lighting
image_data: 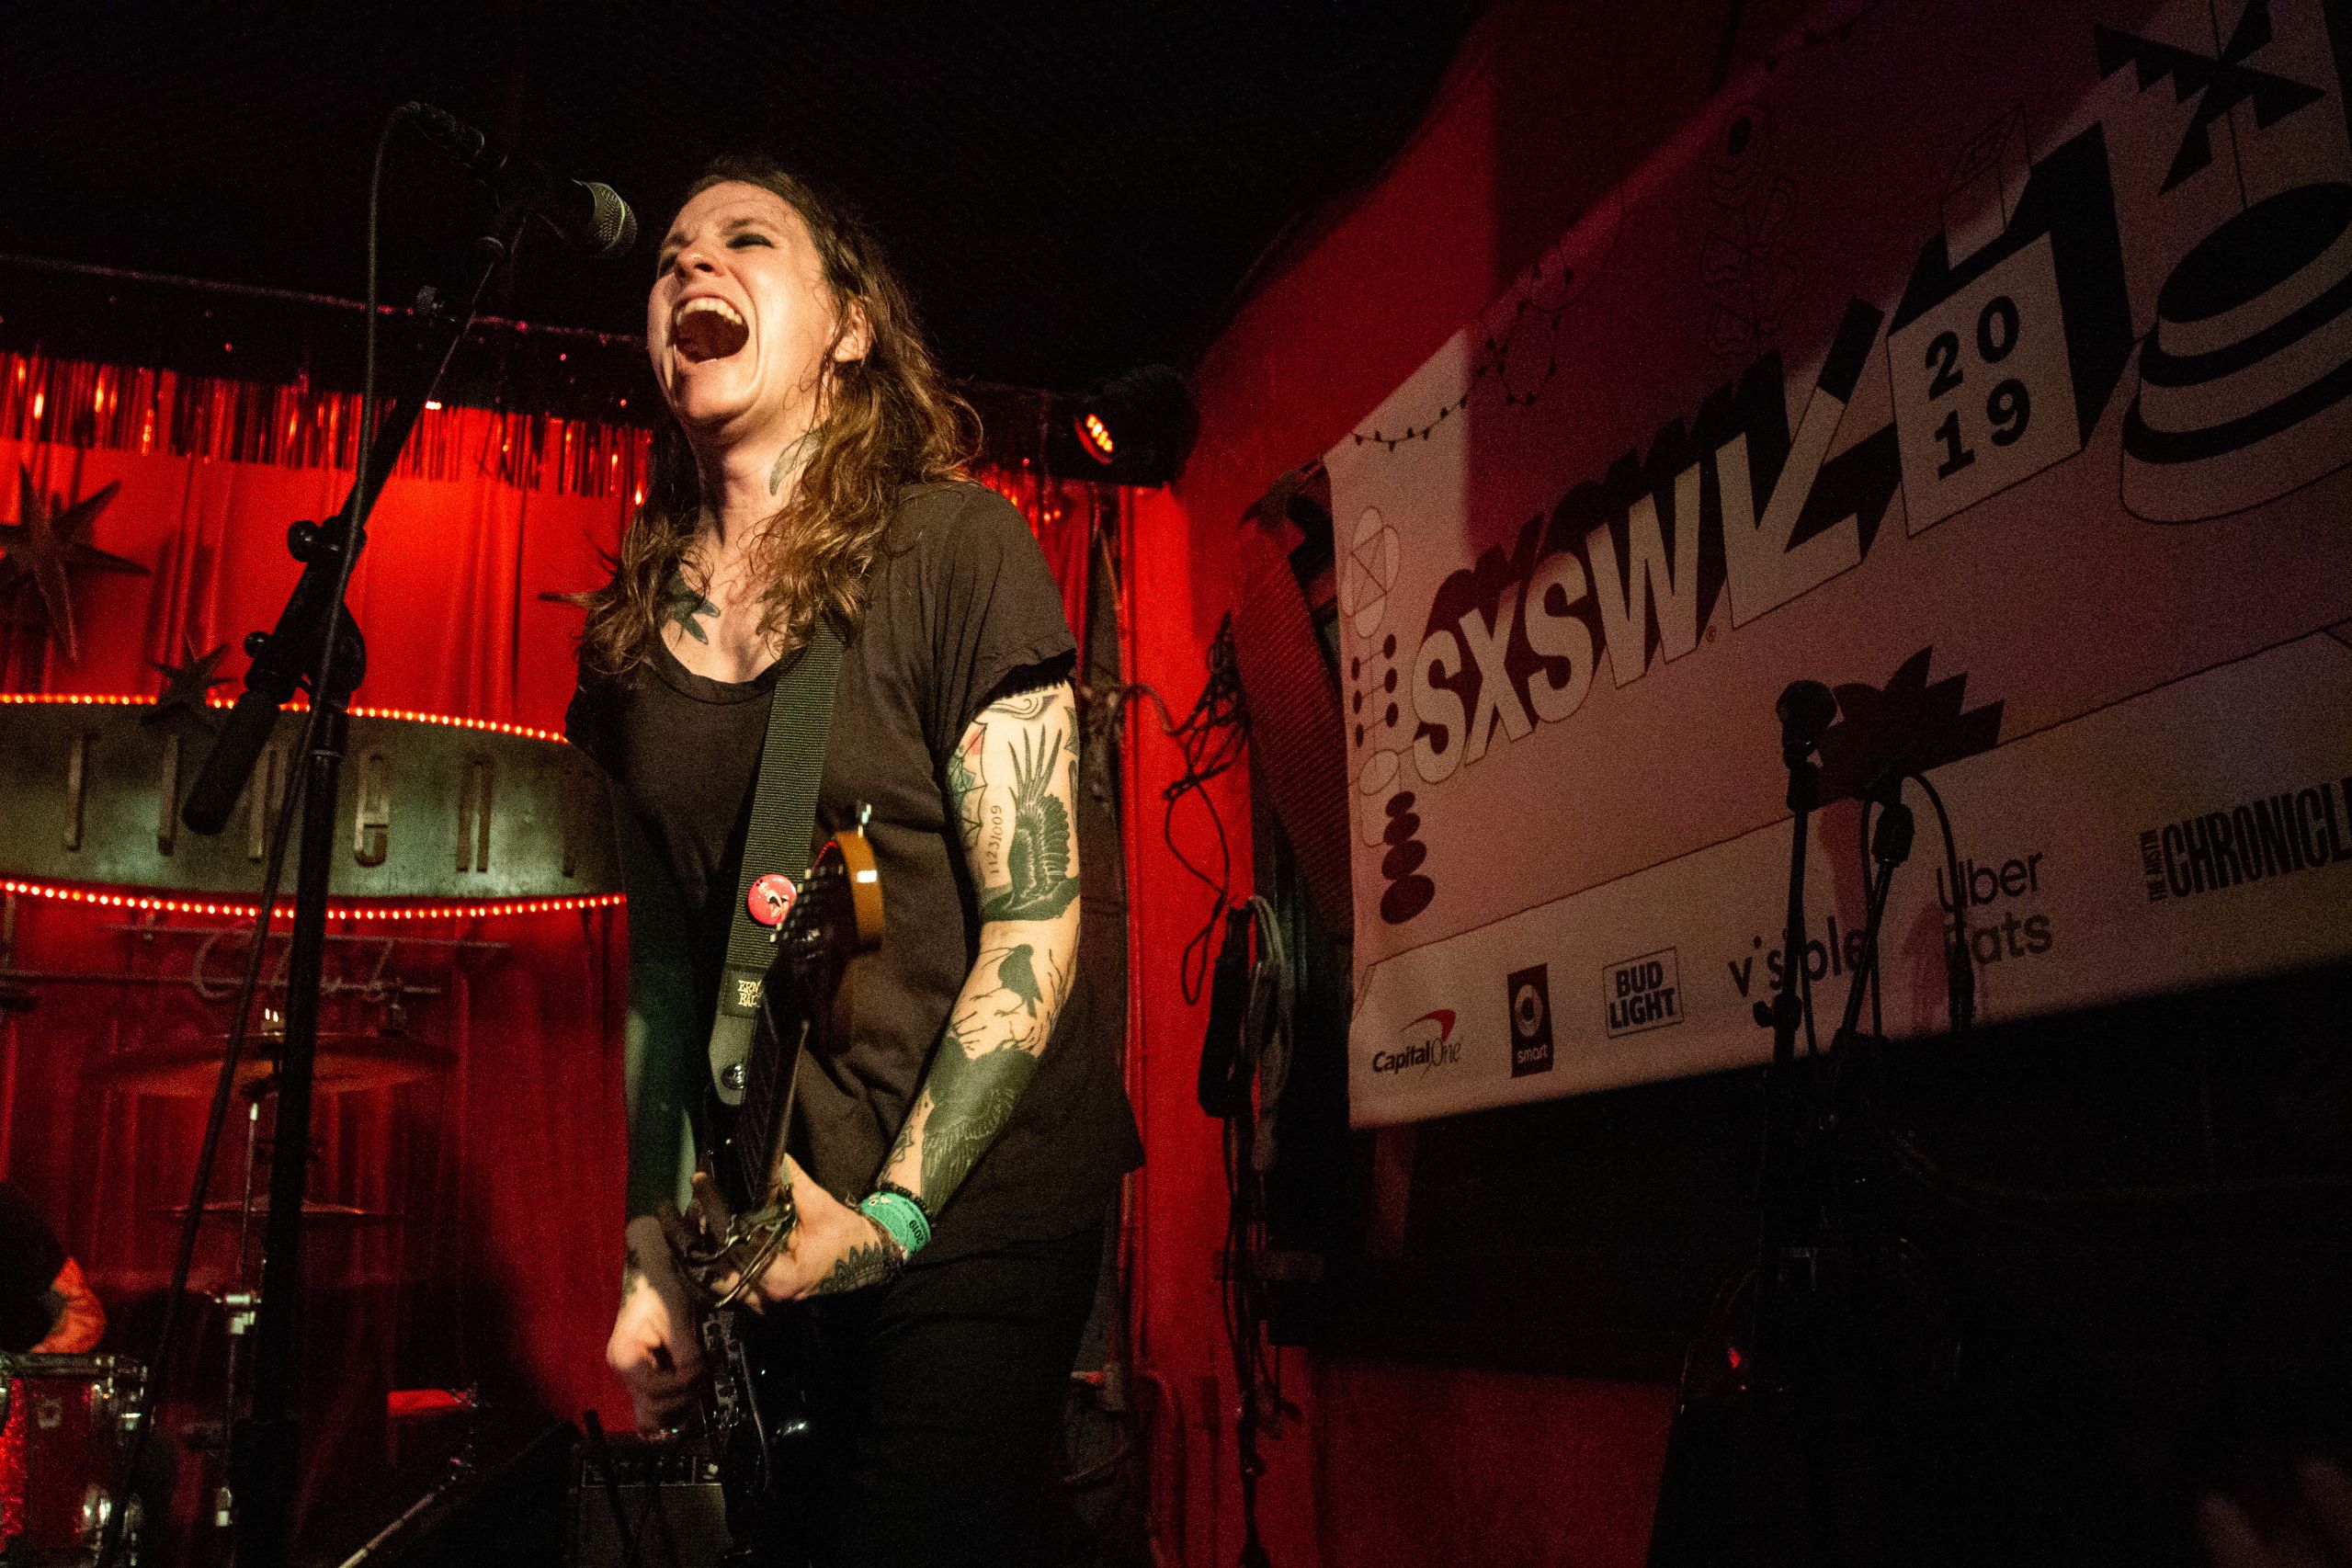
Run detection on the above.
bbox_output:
[1074,409,1118,464]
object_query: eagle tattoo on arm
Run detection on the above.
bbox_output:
[980,724,1077,922]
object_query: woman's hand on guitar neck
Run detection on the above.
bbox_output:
[747,1153,897,1301]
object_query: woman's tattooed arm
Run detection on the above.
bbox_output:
[878,680,1082,1214]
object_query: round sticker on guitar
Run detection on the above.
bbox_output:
[747,872,798,927]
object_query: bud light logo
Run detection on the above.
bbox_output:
[1604,949,1682,1039]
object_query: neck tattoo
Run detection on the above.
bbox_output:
[768,428,819,496]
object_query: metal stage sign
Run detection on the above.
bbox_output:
[0,698,619,904]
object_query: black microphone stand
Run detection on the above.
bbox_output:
[1650,729,1950,1567]
[181,204,527,1568]
[1831,780,1913,1059]
[1748,681,1834,1396]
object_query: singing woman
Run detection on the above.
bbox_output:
[565,157,1139,1566]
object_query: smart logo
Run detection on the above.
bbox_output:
[1507,964,1555,1077]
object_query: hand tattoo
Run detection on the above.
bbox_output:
[812,1238,893,1295]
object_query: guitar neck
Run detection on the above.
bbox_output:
[720,1004,806,1210]
[707,830,881,1212]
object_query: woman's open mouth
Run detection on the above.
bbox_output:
[672,297,750,363]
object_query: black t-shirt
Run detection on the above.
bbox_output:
[0,1181,68,1353]
[568,482,1141,1260]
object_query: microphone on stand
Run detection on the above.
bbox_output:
[401,102,638,258]
[1776,678,1837,762]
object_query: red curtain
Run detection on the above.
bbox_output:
[0,349,1104,1543]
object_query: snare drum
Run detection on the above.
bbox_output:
[0,1353,143,1564]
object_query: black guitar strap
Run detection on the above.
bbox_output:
[707,619,846,1108]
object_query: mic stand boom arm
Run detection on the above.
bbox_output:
[188,205,528,1568]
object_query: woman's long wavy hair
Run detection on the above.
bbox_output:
[575,155,975,680]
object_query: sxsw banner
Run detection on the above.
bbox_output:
[1329,0,2352,1126]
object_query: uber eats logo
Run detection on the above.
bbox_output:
[1605,949,1682,1039]
[1507,963,1554,1077]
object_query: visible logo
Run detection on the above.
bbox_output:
[1605,949,1682,1039]
[734,976,763,1010]
[1726,841,2060,1009]
[1507,964,1554,1077]
[1371,1008,1462,1075]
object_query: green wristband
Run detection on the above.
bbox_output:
[858,1189,931,1258]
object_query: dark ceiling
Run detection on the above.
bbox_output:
[1,3,1480,396]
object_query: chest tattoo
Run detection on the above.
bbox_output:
[664,571,720,644]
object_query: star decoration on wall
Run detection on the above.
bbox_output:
[0,464,145,665]
[144,642,232,732]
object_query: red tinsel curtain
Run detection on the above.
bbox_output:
[0,347,1100,1544]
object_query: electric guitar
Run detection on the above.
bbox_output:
[649,826,884,1556]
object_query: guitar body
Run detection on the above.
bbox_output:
[682,828,885,1565]
[699,1301,828,1560]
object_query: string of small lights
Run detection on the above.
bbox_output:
[1746,0,1889,74]
[0,879,623,922]
[1344,0,1887,455]
[1346,291,1569,452]
[0,690,570,744]
[0,691,606,919]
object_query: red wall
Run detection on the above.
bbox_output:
[1121,3,1823,1562]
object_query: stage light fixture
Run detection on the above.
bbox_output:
[1068,365,1198,487]
[1075,410,1117,464]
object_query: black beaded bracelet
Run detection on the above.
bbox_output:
[873,1177,932,1222]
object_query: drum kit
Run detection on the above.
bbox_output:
[0,693,619,1562]
[2,1021,449,1564]
[0,1353,146,1565]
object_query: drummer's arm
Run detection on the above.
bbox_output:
[32,1256,104,1354]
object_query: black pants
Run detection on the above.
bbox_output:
[799,1224,1101,1568]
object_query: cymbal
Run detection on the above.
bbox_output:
[151,1199,401,1226]
[92,1034,454,1098]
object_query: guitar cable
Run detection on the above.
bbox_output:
[582,1410,686,1568]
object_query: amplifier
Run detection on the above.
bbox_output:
[568,1439,732,1568]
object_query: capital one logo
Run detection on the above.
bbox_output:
[1372,1008,1462,1075]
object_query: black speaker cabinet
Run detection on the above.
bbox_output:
[567,1440,731,1568]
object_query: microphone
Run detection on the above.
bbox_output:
[1775,679,1836,758]
[401,102,637,258]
